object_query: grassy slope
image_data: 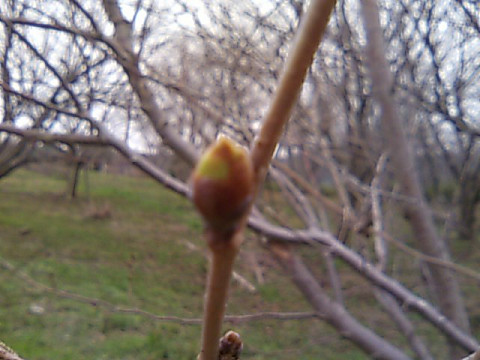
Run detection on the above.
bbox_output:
[0,168,366,360]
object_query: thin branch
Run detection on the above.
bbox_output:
[461,351,480,360]
[250,0,336,183]
[248,219,480,351]
[194,0,336,357]
[271,244,410,360]
[0,123,109,146]
[0,15,108,50]
[371,155,434,360]
[0,342,24,360]
[101,0,198,165]
[5,25,83,112]
[0,81,88,123]
[0,87,190,197]
[276,152,480,283]
[374,291,434,360]
[1,121,478,351]
[361,0,470,338]
[0,256,316,325]
[270,166,319,229]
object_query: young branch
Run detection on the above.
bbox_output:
[196,1,336,358]
[199,231,242,360]
[2,120,478,351]
[250,0,336,183]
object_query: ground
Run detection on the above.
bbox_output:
[0,168,369,359]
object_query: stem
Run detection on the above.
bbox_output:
[251,0,336,181]
[197,1,337,358]
[199,231,240,360]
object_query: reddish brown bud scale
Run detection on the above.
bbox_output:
[191,137,254,233]
[218,330,243,359]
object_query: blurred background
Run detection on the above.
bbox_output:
[0,0,479,359]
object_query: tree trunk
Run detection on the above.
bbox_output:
[458,174,479,241]
[360,0,470,357]
[69,160,84,199]
[0,139,33,179]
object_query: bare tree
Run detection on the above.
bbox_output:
[360,0,471,356]
[379,0,480,242]
[1,0,480,359]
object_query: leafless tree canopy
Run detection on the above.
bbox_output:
[1,0,479,359]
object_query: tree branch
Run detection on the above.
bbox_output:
[1,122,478,351]
[361,1,471,353]
[250,0,336,183]
[271,244,410,360]
[0,342,24,360]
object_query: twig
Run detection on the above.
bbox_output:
[196,1,337,357]
[273,152,480,284]
[247,222,480,352]
[0,256,316,325]
[2,120,479,350]
[461,351,480,360]
[182,240,256,293]
[270,244,410,360]
[199,231,241,360]
[0,341,25,360]
[370,156,434,360]
[250,0,336,182]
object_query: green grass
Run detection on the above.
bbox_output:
[4,167,477,359]
[0,168,368,359]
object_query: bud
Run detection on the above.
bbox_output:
[191,136,254,232]
[218,330,243,360]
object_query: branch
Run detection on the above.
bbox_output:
[190,0,338,357]
[250,0,336,183]
[0,86,190,197]
[361,0,470,338]
[102,0,198,165]
[1,122,478,351]
[374,291,434,360]
[275,154,480,284]
[371,155,434,360]
[0,342,25,360]
[271,244,410,360]
[0,123,109,146]
[247,219,479,352]
[461,351,480,360]
[0,81,88,123]
[1,12,197,163]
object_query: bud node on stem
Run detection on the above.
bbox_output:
[191,136,254,233]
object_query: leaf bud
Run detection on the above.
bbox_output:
[191,136,254,232]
